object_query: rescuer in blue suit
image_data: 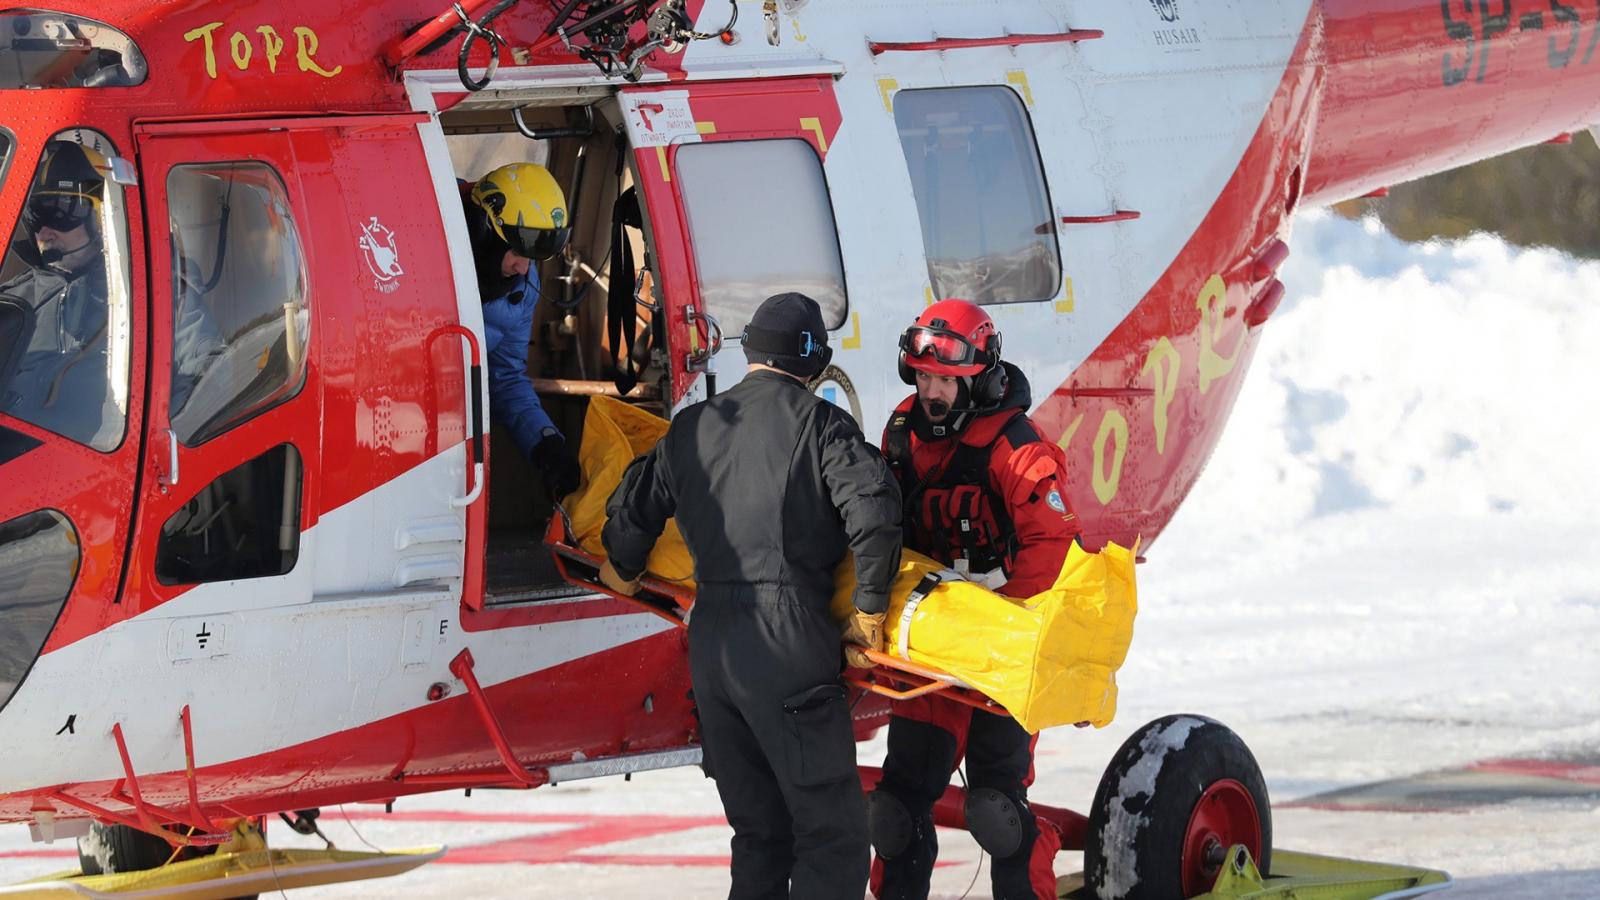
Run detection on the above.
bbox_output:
[463,163,581,499]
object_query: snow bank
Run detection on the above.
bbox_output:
[1121,210,1600,792]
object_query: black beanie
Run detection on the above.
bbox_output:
[742,292,831,378]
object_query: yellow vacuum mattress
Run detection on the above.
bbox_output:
[565,396,1138,733]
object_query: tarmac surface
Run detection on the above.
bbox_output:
[3,740,1597,898]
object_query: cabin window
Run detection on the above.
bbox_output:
[674,138,848,337]
[0,509,78,712]
[894,86,1062,305]
[166,162,310,446]
[156,443,301,586]
[0,10,147,88]
[0,129,134,451]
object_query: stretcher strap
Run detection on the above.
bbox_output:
[896,571,956,659]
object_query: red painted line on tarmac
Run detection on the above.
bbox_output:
[340,809,726,827]
[334,810,734,867]
[438,813,730,867]
[450,848,732,868]
[1275,801,1469,814]
[1467,759,1600,785]
[0,849,75,859]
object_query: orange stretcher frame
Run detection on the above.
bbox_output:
[541,513,1005,715]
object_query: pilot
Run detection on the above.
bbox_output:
[0,141,123,445]
[598,292,902,900]
[463,162,582,500]
[868,299,1082,900]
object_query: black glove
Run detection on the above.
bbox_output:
[530,433,582,500]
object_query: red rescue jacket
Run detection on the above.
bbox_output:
[881,364,1081,597]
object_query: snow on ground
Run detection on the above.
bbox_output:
[3,212,1598,897]
[1131,211,1600,778]
[1103,210,1600,896]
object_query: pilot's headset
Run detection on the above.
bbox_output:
[469,162,572,261]
[897,298,1008,410]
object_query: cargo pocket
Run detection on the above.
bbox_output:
[781,683,857,787]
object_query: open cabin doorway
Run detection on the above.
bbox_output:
[439,90,666,605]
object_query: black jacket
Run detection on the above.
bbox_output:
[603,369,902,614]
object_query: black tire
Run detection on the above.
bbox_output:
[77,822,173,876]
[1085,714,1271,899]
[77,822,258,899]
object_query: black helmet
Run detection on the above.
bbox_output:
[24,142,106,233]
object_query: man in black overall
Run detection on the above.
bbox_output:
[600,292,903,899]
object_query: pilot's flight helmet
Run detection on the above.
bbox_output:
[24,141,107,234]
[469,163,571,261]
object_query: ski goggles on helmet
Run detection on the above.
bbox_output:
[898,324,988,368]
[23,191,98,232]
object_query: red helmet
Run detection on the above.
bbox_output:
[898,299,1000,381]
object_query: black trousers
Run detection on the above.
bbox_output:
[689,586,869,900]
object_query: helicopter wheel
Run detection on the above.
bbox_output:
[1084,714,1272,899]
[77,822,174,875]
[78,821,259,899]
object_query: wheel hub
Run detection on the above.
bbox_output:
[1180,778,1262,896]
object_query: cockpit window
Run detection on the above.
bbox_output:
[0,130,134,451]
[0,10,147,89]
[0,129,12,189]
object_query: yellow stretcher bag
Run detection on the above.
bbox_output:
[566,396,1138,733]
[567,395,695,586]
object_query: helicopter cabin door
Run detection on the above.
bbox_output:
[126,118,474,622]
[618,77,850,407]
[122,128,324,622]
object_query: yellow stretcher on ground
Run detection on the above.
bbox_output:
[552,396,1139,733]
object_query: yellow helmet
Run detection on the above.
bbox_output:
[469,162,570,261]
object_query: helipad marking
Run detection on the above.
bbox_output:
[1281,755,1600,813]
[1466,758,1600,785]
[343,811,729,867]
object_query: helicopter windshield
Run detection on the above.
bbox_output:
[0,131,133,451]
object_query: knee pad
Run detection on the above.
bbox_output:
[964,787,1028,858]
[867,790,915,859]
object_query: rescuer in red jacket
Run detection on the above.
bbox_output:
[868,299,1082,900]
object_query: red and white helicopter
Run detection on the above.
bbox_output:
[0,0,1595,896]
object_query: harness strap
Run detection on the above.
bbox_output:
[883,410,916,498]
[896,571,949,659]
[608,185,643,395]
[887,406,1030,573]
